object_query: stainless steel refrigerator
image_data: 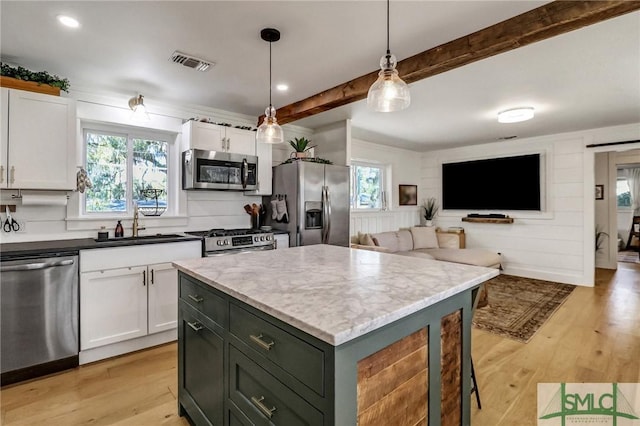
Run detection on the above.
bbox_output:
[269,161,350,247]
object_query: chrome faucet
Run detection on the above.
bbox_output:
[132,204,146,237]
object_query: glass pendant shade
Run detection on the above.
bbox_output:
[367,53,410,112]
[256,105,284,144]
[128,94,150,122]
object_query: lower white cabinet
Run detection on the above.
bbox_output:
[79,240,201,356]
[80,266,148,349]
[274,233,289,249]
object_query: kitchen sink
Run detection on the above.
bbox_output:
[95,233,183,242]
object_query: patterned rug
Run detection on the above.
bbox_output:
[617,250,639,263]
[472,274,575,343]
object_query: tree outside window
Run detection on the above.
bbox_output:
[617,178,632,208]
[351,162,385,210]
[84,129,168,214]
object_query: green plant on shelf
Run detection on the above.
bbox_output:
[1,62,70,92]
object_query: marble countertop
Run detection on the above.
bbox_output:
[173,245,498,346]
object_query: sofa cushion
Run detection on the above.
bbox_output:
[397,230,414,252]
[424,248,501,268]
[371,231,399,252]
[410,226,439,249]
[357,232,376,246]
[395,250,436,260]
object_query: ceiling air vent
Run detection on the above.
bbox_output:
[170,51,214,72]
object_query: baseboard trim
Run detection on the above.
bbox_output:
[79,329,176,365]
[501,267,591,287]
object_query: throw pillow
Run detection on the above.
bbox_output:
[410,226,439,249]
[357,232,375,246]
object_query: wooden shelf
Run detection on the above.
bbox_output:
[462,217,514,224]
[0,76,61,96]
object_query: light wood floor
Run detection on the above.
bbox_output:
[1,264,639,425]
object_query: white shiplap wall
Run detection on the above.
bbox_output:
[0,91,311,244]
[350,138,422,235]
[422,123,640,286]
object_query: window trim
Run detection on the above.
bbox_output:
[350,160,388,212]
[81,122,174,218]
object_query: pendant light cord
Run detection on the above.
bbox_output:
[269,41,273,108]
[386,0,390,56]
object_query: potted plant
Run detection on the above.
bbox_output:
[289,137,316,159]
[1,62,70,95]
[423,197,439,226]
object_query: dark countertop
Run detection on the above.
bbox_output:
[0,233,202,259]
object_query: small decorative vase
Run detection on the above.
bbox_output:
[426,220,433,227]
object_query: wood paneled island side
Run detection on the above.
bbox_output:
[173,244,498,425]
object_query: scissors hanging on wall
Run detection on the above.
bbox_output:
[3,206,20,232]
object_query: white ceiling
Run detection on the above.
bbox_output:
[1,1,639,151]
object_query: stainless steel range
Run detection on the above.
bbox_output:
[185,228,275,256]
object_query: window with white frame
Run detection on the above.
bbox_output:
[350,162,386,210]
[617,176,632,208]
[83,126,170,215]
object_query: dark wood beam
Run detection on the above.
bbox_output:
[265,1,640,126]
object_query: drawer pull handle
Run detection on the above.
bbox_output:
[188,294,204,303]
[187,321,203,332]
[250,395,276,419]
[249,334,274,351]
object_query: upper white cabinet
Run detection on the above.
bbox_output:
[182,120,256,156]
[0,88,76,190]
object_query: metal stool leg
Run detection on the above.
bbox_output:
[470,357,481,409]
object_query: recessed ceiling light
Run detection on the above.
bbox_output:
[497,107,535,123]
[57,15,80,28]
[276,84,288,91]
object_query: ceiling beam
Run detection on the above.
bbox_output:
[266,0,640,126]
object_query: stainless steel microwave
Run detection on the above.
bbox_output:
[182,149,258,191]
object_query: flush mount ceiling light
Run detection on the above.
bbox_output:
[276,84,289,92]
[498,107,535,123]
[128,94,150,122]
[57,15,80,28]
[256,28,284,144]
[367,0,410,112]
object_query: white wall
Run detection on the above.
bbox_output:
[422,123,640,286]
[0,90,312,243]
[350,137,422,235]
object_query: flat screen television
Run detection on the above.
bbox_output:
[442,154,542,211]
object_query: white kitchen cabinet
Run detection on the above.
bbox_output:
[0,88,76,189]
[274,233,289,249]
[80,266,148,349]
[148,262,179,333]
[79,240,201,358]
[182,120,256,156]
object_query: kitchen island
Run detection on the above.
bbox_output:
[173,244,498,426]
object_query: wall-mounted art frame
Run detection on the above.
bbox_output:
[595,184,604,200]
[399,184,418,206]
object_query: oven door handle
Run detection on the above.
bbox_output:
[241,158,248,189]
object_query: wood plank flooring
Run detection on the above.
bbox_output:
[1,264,638,425]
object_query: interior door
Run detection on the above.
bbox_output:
[324,165,350,246]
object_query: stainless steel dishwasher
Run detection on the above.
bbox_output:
[1,251,79,385]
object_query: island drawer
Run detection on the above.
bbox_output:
[179,275,228,327]
[230,303,325,397]
[229,346,324,426]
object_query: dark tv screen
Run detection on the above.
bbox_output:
[442,154,541,211]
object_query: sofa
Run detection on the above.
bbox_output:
[351,227,501,306]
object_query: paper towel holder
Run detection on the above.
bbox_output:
[11,189,70,200]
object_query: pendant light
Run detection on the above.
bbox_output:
[256,28,284,144]
[128,94,150,122]
[367,0,410,112]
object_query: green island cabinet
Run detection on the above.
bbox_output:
[176,256,491,426]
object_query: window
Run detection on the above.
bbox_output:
[84,127,169,214]
[617,177,632,208]
[351,162,386,210]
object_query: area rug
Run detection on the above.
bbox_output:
[617,250,639,263]
[472,275,575,343]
